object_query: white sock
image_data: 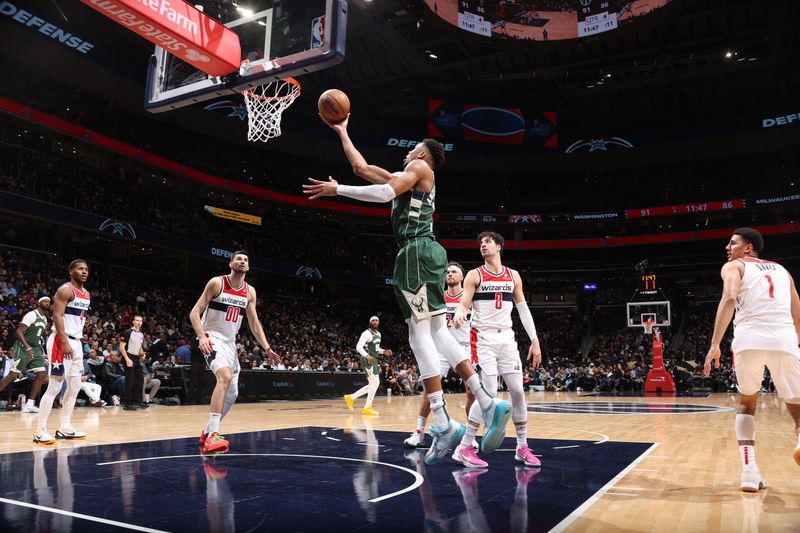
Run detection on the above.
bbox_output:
[461,422,479,447]
[465,374,493,411]
[207,412,221,434]
[515,422,528,448]
[428,391,449,430]
[26,399,35,407]
[739,445,756,469]
[416,415,427,433]
[59,376,81,430]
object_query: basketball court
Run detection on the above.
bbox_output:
[1,0,798,531]
[1,392,798,532]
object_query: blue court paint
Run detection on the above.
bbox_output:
[0,426,653,532]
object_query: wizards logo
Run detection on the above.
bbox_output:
[99,219,137,239]
[564,137,634,154]
[204,100,248,121]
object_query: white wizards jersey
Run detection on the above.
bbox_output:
[445,290,472,345]
[471,266,515,330]
[57,284,90,337]
[201,276,248,342]
[732,257,800,355]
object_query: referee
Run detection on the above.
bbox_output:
[120,315,147,410]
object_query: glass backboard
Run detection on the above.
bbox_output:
[145,0,347,112]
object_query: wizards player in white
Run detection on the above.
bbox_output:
[404,261,477,448]
[190,250,280,454]
[34,259,91,444]
[704,227,800,492]
[454,232,542,468]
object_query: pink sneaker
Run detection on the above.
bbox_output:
[452,444,488,468]
[515,445,541,467]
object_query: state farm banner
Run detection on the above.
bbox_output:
[428,99,557,147]
[79,0,240,76]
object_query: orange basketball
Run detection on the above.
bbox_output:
[318,89,350,123]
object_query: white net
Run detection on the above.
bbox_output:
[642,320,654,334]
[241,78,301,142]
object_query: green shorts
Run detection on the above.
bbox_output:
[360,355,380,377]
[393,237,447,320]
[11,342,46,373]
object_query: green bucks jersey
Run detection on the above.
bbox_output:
[391,183,436,247]
[20,310,47,347]
[358,329,382,376]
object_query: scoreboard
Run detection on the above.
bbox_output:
[577,0,618,37]
[457,0,493,36]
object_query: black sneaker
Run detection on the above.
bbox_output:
[138,402,150,409]
[123,404,139,411]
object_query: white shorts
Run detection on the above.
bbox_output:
[438,343,470,378]
[204,331,240,376]
[470,327,522,377]
[734,349,800,399]
[46,333,84,378]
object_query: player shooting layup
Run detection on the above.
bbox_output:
[305,114,511,466]
[704,227,800,492]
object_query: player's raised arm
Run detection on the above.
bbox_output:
[511,269,541,369]
[704,260,743,375]
[454,269,480,329]
[244,286,280,365]
[189,277,222,356]
[321,114,394,184]
[52,284,74,359]
[303,159,429,203]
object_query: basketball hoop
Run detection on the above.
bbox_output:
[642,319,655,335]
[240,77,301,142]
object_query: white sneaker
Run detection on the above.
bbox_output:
[56,428,87,440]
[22,403,40,413]
[404,430,426,448]
[740,469,767,492]
[33,430,56,444]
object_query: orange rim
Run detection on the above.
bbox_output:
[241,77,301,102]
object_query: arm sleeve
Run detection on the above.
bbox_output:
[337,183,397,203]
[21,311,36,327]
[356,330,371,358]
[516,302,538,341]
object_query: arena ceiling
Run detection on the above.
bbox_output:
[3,0,796,133]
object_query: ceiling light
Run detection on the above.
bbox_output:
[236,6,254,17]
[724,51,732,58]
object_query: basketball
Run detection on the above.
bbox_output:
[318,89,350,123]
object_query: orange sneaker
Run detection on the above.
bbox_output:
[199,430,208,445]
[201,432,230,454]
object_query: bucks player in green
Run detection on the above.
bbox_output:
[344,316,392,415]
[0,296,51,412]
[306,114,512,466]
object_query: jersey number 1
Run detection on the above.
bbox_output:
[764,275,775,299]
[225,306,240,322]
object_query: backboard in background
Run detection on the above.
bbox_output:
[145,0,347,112]
[626,301,671,329]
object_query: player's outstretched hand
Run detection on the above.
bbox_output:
[703,344,720,377]
[319,113,349,134]
[266,346,281,366]
[303,176,339,200]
